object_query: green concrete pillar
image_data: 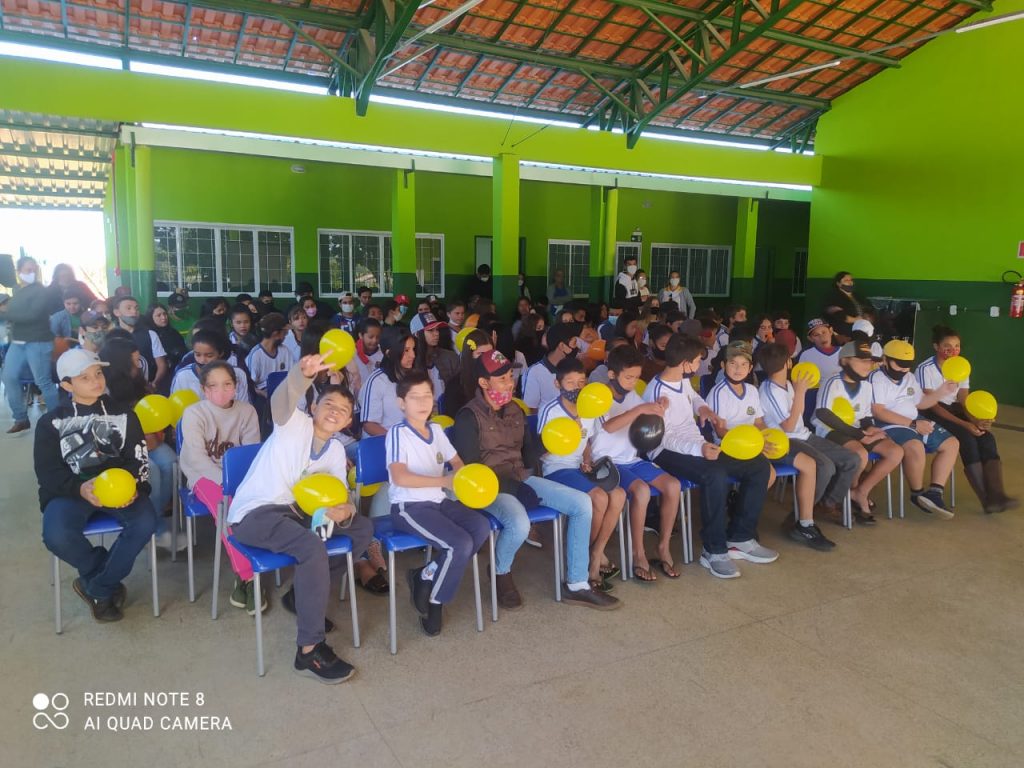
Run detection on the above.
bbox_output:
[114,145,135,297]
[391,167,417,299]
[132,145,155,309]
[588,186,619,301]
[492,153,520,312]
[733,197,759,308]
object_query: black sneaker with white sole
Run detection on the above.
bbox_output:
[911,489,954,519]
[293,642,356,684]
[785,520,836,551]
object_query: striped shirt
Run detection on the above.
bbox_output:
[813,374,874,437]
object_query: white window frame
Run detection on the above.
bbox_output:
[153,220,295,297]
[547,238,591,299]
[414,233,445,297]
[615,241,642,271]
[316,228,394,298]
[793,247,808,297]
[650,242,733,298]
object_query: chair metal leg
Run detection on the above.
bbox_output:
[950,471,956,508]
[558,517,566,584]
[792,480,799,523]
[53,557,62,635]
[212,500,225,620]
[274,569,281,588]
[472,553,483,633]
[388,549,398,655]
[186,516,196,603]
[625,501,634,580]
[171,462,180,563]
[617,508,628,581]
[899,471,905,519]
[844,491,853,530]
[345,553,360,649]
[552,519,563,602]
[886,472,893,520]
[254,572,265,676]
[682,489,693,564]
[488,531,498,622]
[150,536,160,617]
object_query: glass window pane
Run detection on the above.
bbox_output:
[318,233,350,295]
[352,234,381,293]
[382,236,393,294]
[219,228,255,294]
[153,225,178,292]
[180,227,217,293]
[258,230,293,294]
[415,235,443,296]
[707,248,732,296]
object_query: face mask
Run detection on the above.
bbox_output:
[83,330,107,347]
[844,365,868,383]
[304,308,317,318]
[341,303,354,313]
[486,387,513,407]
[651,347,665,361]
[610,378,628,396]
[120,314,138,327]
[562,388,581,404]
[480,275,489,283]
[669,278,680,287]
[725,372,748,385]
[206,388,235,408]
[399,305,408,316]
[638,277,647,287]
[626,265,637,276]
[840,282,855,293]
[518,279,525,287]
[607,315,618,325]
[884,363,908,382]
[19,271,36,285]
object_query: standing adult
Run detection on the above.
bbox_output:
[2,256,60,433]
[466,263,495,301]
[659,270,697,319]
[547,269,571,316]
[613,254,640,311]
[46,263,98,315]
[822,271,875,341]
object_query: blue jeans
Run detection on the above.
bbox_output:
[484,493,530,575]
[525,475,592,586]
[147,443,177,517]
[42,494,158,599]
[2,340,59,422]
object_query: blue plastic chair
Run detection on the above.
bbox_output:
[622,478,696,581]
[481,505,562,621]
[212,444,360,676]
[53,512,159,634]
[265,370,288,399]
[171,421,217,602]
[356,436,483,654]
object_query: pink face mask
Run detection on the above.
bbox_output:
[487,388,513,407]
[304,308,317,318]
[205,387,235,408]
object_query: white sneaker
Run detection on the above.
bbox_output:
[727,539,779,564]
[699,551,740,579]
[154,529,188,552]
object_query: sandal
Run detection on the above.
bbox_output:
[632,564,657,583]
[589,578,614,593]
[652,559,680,579]
[852,510,877,526]
[599,563,620,581]
[358,568,390,596]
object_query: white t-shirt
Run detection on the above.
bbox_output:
[148,330,166,359]
[386,421,457,505]
[228,408,349,525]
[616,272,638,300]
[282,331,302,362]
[512,350,528,389]
[814,374,874,437]
[916,355,967,406]
[246,344,295,392]
[869,368,922,425]
[759,379,811,440]
[522,359,558,410]
[359,368,403,430]
[797,345,842,383]
[170,363,252,405]
[643,375,707,459]
[537,396,595,475]
[354,348,383,390]
[706,380,763,443]
[591,390,645,464]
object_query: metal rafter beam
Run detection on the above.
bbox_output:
[275,16,362,79]
[0,169,109,182]
[355,0,423,114]
[0,121,118,138]
[0,186,106,199]
[0,146,112,162]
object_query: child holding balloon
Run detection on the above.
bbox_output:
[917,325,1017,513]
[226,353,374,684]
[35,348,158,623]
[387,370,491,636]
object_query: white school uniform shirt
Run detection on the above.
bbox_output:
[147,330,167,360]
[759,379,811,440]
[916,355,967,406]
[716,325,730,349]
[386,421,457,505]
[813,374,874,437]
[706,380,763,444]
[282,331,302,362]
[643,375,708,459]
[869,368,922,426]
[354,347,383,389]
[227,408,349,525]
[796,345,842,383]
[246,344,295,392]
[590,390,645,464]
[359,368,404,430]
[522,359,559,410]
[537,396,595,475]
[170,363,252,405]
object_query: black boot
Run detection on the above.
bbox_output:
[963,462,993,513]
[983,460,1019,513]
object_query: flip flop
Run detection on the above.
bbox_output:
[599,563,621,581]
[652,559,680,579]
[632,565,657,583]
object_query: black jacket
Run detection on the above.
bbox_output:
[5,283,54,343]
[33,395,151,511]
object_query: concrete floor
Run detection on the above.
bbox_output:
[3,398,1024,768]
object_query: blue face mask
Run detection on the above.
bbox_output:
[562,388,581,404]
[607,315,619,325]
[399,305,408,316]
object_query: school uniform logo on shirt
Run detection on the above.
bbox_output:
[746,406,755,416]
[907,387,915,395]
[436,452,444,464]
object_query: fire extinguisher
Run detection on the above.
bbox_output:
[1006,271,1024,319]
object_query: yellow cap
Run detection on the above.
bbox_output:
[883,339,915,362]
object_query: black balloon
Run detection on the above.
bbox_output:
[629,414,665,454]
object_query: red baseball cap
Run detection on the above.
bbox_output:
[395,294,410,306]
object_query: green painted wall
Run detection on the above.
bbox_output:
[758,199,811,318]
[808,0,1024,404]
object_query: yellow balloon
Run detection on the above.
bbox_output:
[576,382,613,419]
[454,327,474,352]
[292,473,348,515]
[320,328,356,370]
[169,388,200,422]
[134,394,174,434]
[541,417,582,456]
[634,379,647,396]
[347,466,382,498]
[831,396,856,426]
[720,424,765,461]
[791,362,821,388]
[941,356,971,384]
[965,390,997,421]
[93,468,137,508]
[512,398,530,414]
[453,463,499,509]
[761,428,790,460]
[431,414,455,429]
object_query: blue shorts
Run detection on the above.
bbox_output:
[617,460,667,490]
[884,425,953,452]
[545,468,597,494]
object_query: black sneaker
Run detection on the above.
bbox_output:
[786,520,836,551]
[420,602,443,636]
[73,577,123,622]
[113,583,127,610]
[407,566,432,617]
[293,642,356,684]
[281,586,334,633]
[911,489,954,520]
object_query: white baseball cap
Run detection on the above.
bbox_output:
[851,318,875,336]
[56,348,109,380]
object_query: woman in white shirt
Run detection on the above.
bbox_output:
[659,270,697,319]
